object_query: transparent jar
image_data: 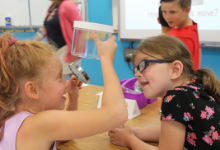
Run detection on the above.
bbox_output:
[71,21,114,59]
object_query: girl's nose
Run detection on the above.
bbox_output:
[134,70,142,78]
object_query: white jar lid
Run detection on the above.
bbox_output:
[74,21,114,33]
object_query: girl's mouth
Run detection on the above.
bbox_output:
[141,82,149,87]
[62,94,66,100]
[168,21,173,24]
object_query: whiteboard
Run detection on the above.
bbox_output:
[0,0,30,26]
[30,0,87,26]
[0,0,87,27]
[118,0,220,42]
[29,0,52,26]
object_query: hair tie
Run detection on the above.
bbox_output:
[9,39,17,46]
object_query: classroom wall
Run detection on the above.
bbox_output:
[1,0,220,86]
[83,0,220,86]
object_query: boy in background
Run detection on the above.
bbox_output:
[157,6,172,35]
[161,0,201,70]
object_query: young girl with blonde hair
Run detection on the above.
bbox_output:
[0,31,127,150]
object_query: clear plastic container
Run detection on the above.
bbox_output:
[71,21,114,59]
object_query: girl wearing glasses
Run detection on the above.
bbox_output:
[109,35,220,150]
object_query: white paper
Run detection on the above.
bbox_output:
[97,93,140,119]
[96,92,103,96]
[81,83,89,87]
[125,98,141,119]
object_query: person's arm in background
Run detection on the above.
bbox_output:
[34,26,46,41]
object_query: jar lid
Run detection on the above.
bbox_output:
[74,21,114,33]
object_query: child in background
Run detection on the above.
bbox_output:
[109,35,220,150]
[157,6,172,35]
[0,31,128,150]
[161,0,201,70]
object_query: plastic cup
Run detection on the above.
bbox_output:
[71,21,114,59]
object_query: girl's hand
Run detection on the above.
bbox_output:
[68,75,79,102]
[90,30,117,63]
[108,123,135,147]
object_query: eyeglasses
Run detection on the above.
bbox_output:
[133,59,172,75]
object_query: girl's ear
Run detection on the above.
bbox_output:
[170,60,183,80]
[24,82,39,100]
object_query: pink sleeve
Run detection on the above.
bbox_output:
[59,0,82,62]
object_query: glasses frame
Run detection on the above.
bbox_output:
[134,59,173,75]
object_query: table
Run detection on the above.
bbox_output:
[56,84,161,150]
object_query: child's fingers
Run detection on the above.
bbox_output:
[91,30,116,44]
[109,34,116,42]
[111,140,117,145]
[108,131,114,137]
[76,80,82,87]
[109,128,120,133]
[117,125,124,129]
[90,30,100,45]
[69,75,82,87]
[78,81,83,87]
[108,129,120,137]
[70,75,77,81]
[68,76,77,89]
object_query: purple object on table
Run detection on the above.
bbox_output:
[120,78,157,109]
